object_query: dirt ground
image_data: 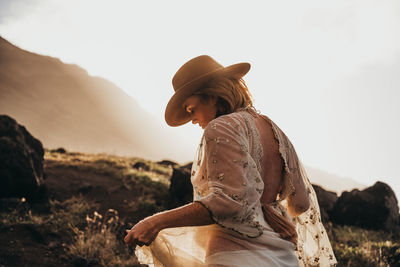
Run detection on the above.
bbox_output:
[0,158,155,267]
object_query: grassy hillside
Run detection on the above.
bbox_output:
[0,150,399,266]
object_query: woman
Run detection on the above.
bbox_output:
[124,55,337,266]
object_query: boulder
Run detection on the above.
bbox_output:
[312,184,338,223]
[156,160,178,167]
[169,166,193,207]
[50,147,66,154]
[330,181,399,231]
[0,115,46,202]
[132,161,150,171]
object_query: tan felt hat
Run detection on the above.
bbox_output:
[165,55,250,126]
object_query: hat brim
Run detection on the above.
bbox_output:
[165,62,250,127]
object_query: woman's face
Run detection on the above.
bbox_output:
[182,95,217,129]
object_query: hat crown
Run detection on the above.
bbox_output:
[172,55,223,92]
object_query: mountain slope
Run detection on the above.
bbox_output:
[0,36,192,162]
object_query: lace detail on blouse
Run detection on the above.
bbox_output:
[240,110,264,176]
[293,162,337,266]
[260,115,296,201]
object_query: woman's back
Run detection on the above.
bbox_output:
[253,114,284,204]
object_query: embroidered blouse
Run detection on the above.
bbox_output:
[191,108,337,266]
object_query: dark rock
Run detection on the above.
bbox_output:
[132,161,150,171]
[169,166,193,207]
[51,147,67,153]
[156,160,178,167]
[0,115,46,202]
[330,181,399,231]
[312,184,338,223]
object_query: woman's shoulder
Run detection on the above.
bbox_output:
[208,110,250,127]
[203,110,253,140]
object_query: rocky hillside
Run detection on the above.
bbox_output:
[0,36,190,162]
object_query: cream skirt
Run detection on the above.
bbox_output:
[135,223,299,267]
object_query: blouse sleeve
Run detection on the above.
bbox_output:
[193,117,265,237]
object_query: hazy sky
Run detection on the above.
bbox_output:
[1,0,399,198]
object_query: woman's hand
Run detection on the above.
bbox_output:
[124,216,160,247]
[124,202,214,247]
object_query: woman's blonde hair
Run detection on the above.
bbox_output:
[193,76,254,117]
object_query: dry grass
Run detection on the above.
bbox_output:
[45,148,172,186]
[0,198,44,226]
[329,224,400,266]
[48,195,98,234]
[68,209,141,267]
[0,195,96,234]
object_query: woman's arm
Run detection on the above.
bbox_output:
[124,201,214,246]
